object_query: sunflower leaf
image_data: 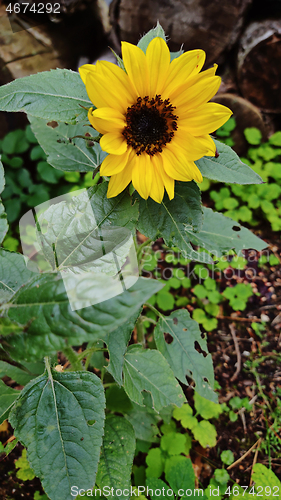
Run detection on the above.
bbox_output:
[196,139,263,184]
[2,276,162,361]
[9,370,105,500]
[123,347,185,411]
[0,69,91,124]
[137,22,166,53]
[154,309,217,403]
[96,415,135,500]
[186,207,267,256]
[28,116,105,172]
[136,182,212,263]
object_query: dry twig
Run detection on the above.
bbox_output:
[229,322,241,382]
[227,438,262,470]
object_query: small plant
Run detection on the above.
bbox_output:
[208,121,281,232]
[222,283,253,311]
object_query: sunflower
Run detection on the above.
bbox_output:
[79,37,232,203]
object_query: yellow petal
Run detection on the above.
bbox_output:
[149,155,165,203]
[171,76,221,113]
[179,103,233,136]
[195,135,216,156]
[153,154,175,200]
[95,60,137,104]
[90,107,126,134]
[79,64,95,85]
[146,37,170,97]
[162,49,206,99]
[161,147,197,182]
[107,151,135,198]
[100,148,131,176]
[86,69,132,114]
[100,132,127,155]
[121,42,149,97]
[170,129,211,161]
[88,108,107,135]
[132,154,153,199]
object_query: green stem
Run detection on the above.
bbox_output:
[44,356,52,379]
[144,302,162,318]
[136,316,145,347]
[92,172,100,186]
[141,315,157,325]
[137,238,153,266]
[63,347,84,371]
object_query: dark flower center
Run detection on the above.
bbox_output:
[122,95,178,156]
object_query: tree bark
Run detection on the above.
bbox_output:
[237,20,281,113]
[115,0,252,64]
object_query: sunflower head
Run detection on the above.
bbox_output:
[79,35,232,204]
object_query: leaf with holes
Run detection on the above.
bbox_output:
[29,116,106,172]
[196,139,263,184]
[9,369,105,500]
[154,309,216,402]
[96,415,135,500]
[186,207,267,257]
[123,346,185,412]
[0,69,91,124]
[136,182,211,263]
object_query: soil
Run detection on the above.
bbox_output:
[1,230,280,496]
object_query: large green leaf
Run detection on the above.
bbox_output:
[28,188,136,274]
[2,276,162,361]
[0,379,20,425]
[154,310,216,402]
[29,116,106,172]
[0,250,35,303]
[137,182,210,263]
[186,207,267,256]
[0,69,91,124]
[9,369,105,500]
[89,182,139,231]
[123,346,185,412]
[96,415,135,500]
[196,139,263,184]
[106,310,141,385]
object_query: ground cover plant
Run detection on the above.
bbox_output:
[202,119,281,233]
[0,23,279,500]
